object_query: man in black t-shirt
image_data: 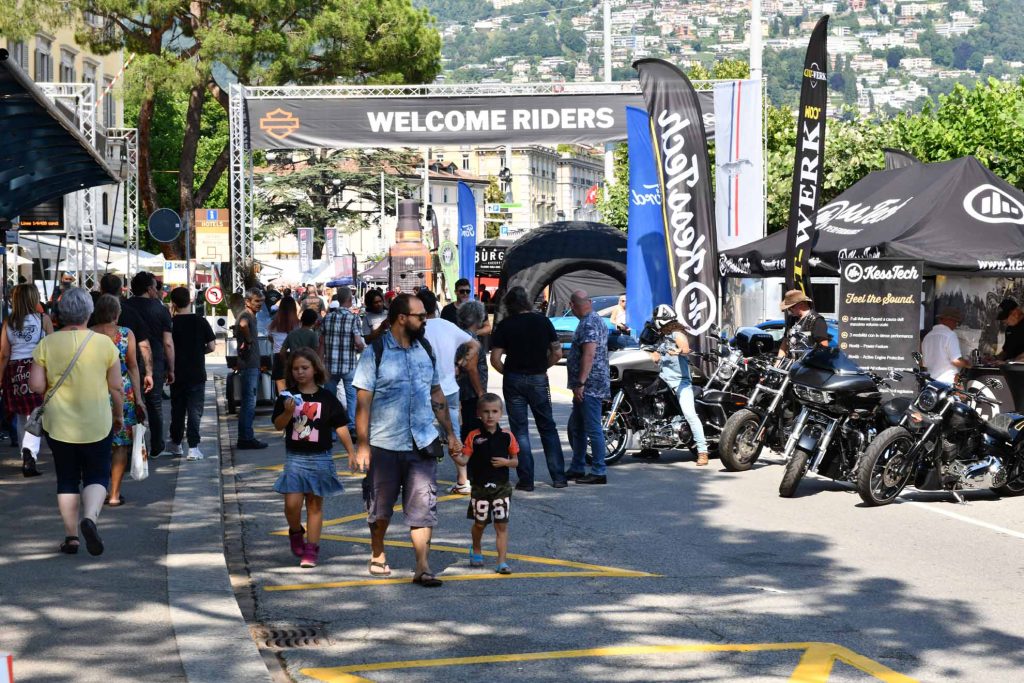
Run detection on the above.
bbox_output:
[996,298,1024,362]
[99,273,154,394]
[123,271,175,457]
[778,289,830,357]
[167,287,216,460]
[488,286,566,490]
[441,278,472,324]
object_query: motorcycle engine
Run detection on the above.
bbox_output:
[945,455,1008,489]
[652,398,667,419]
[639,417,680,449]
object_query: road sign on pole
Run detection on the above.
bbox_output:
[194,209,230,261]
[148,208,182,243]
[205,286,224,306]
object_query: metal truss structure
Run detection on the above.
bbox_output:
[228,80,728,293]
[105,128,140,275]
[37,83,99,287]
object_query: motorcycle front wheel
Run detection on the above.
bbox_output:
[719,408,765,472]
[779,449,809,498]
[856,426,915,506]
[567,411,631,466]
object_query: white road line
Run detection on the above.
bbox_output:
[903,500,1024,541]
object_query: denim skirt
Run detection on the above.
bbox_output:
[273,450,345,497]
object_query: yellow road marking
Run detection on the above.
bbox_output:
[269,493,464,534]
[266,570,647,592]
[300,642,918,683]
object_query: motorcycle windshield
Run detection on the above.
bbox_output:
[799,346,865,374]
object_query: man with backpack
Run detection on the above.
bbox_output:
[352,293,461,587]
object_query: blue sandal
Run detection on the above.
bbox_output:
[469,547,485,568]
[496,562,512,575]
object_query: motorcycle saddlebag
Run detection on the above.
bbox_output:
[733,327,775,357]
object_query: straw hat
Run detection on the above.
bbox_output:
[780,289,814,312]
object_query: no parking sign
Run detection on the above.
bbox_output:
[205,286,224,306]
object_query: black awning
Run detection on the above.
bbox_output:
[0,48,119,221]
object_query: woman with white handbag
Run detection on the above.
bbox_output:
[28,288,124,557]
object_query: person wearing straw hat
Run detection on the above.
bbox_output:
[922,307,970,384]
[778,289,830,357]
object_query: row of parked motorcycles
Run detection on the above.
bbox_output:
[603,322,1024,505]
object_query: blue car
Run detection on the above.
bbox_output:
[755,318,840,351]
[549,295,639,351]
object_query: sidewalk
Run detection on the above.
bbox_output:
[0,368,270,683]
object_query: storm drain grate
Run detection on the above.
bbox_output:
[251,625,331,650]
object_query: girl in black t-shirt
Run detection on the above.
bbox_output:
[271,348,355,569]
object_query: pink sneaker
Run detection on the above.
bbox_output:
[288,527,305,557]
[300,543,320,568]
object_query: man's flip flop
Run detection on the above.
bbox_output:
[469,547,485,568]
[496,563,512,575]
[412,573,443,587]
[368,560,391,577]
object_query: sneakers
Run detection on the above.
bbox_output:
[289,527,306,557]
[236,439,268,450]
[449,482,471,495]
[186,445,205,461]
[162,442,183,457]
[300,543,320,568]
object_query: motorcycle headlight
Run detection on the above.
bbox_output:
[917,388,939,411]
[793,385,834,404]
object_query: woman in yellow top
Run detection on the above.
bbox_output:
[29,287,124,557]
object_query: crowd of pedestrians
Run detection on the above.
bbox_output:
[10,271,614,574]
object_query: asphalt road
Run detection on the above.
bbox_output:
[226,364,1024,683]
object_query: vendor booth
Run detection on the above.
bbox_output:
[721,156,1024,411]
[497,221,626,318]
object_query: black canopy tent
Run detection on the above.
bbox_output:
[358,258,390,284]
[720,157,1024,278]
[498,221,626,314]
[0,49,119,220]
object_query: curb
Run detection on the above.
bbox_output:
[165,380,273,682]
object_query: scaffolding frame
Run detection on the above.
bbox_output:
[105,127,140,275]
[37,83,99,287]
[228,79,726,293]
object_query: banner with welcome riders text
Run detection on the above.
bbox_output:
[634,58,718,350]
[785,15,829,296]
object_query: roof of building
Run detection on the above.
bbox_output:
[0,48,118,220]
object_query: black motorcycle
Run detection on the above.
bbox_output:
[856,358,1024,505]
[777,346,906,498]
[598,325,764,463]
[718,340,802,472]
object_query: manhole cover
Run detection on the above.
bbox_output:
[251,625,330,650]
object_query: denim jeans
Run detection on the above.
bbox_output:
[145,358,166,455]
[170,382,206,448]
[238,367,260,442]
[674,381,707,453]
[568,394,607,476]
[503,373,566,486]
[328,370,357,431]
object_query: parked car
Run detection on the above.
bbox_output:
[549,294,638,351]
[755,318,840,351]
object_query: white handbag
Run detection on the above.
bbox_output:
[130,422,149,481]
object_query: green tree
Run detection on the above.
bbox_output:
[254,149,418,252]
[595,144,629,232]
[10,0,441,257]
[484,177,505,239]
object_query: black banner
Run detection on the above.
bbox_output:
[785,15,829,295]
[18,196,64,232]
[838,259,922,396]
[634,58,718,346]
[246,92,716,149]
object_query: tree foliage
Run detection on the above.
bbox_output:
[11,0,441,257]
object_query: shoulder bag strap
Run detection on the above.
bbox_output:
[39,331,95,410]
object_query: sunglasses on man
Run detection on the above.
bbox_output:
[457,288,471,294]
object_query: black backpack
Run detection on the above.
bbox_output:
[371,335,436,373]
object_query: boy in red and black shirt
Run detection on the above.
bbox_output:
[452,393,519,574]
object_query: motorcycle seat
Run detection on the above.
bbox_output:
[983,412,1023,443]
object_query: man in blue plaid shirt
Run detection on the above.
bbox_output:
[319,287,365,431]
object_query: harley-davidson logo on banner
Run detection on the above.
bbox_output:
[785,15,830,296]
[297,227,313,274]
[634,58,719,344]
